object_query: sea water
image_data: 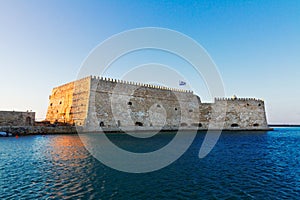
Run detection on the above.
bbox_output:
[0,128,299,199]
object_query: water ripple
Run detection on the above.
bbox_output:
[0,129,300,199]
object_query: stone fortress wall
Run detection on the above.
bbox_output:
[45,76,270,131]
[45,81,74,124]
[0,111,35,126]
[214,98,268,129]
[46,77,91,126]
[86,76,200,131]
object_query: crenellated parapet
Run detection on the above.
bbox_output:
[90,76,193,93]
[214,97,264,102]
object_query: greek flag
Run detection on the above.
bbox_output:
[179,80,186,86]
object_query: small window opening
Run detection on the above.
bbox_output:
[26,117,32,126]
[100,121,104,127]
[128,102,132,106]
[231,123,239,127]
[253,123,259,127]
[135,121,143,126]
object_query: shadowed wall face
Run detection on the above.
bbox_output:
[89,78,199,129]
[0,111,35,126]
[212,99,268,129]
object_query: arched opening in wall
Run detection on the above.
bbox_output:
[117,120,121,127]
[157,104,161,108]
[59,101,62,104]
[258,104,261,107]
[253,123,259,127]
[231,123,239,127]
[128,102,132,106]
[198,123,202,128]
[175,108,178,111]
[135,122,143,126]
[180,123,188,127]
[99,121,104,127]
[25,117,32,126]
[50,103,53,106]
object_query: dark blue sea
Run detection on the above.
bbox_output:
[1,128,299,199]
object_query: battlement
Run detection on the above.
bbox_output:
[90,75,193,93]
[52,75,193,93]
[214,97,264,102]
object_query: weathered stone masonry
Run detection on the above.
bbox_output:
[45,76,270,131]
[0,111,35,126]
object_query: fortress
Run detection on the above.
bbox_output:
[45,76,270,131]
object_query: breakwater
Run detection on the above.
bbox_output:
[0,125,273,136]
[0,126,76,136]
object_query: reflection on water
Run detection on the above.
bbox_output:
[0,129,300,199]
[48,135,88,165]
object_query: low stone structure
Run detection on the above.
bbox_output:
[45,76,271,131]
[0,126,76,136]
[0,111,35,126]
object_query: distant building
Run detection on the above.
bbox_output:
[0,111,35,126]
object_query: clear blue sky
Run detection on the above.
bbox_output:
[0,0,299,124]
